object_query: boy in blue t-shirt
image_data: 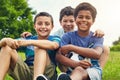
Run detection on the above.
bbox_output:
[0,12,60,80]
[56,2,104,80]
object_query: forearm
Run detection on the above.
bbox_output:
[99,46,110,68]
[69,45,102,59]
[56,53,78,68]
[17,40,59,50]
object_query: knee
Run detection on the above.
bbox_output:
[74,66,84,72]
[71,66,88,79]
[1,45,13,54]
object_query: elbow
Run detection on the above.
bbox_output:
[92,47,104,59]
[94,52,102,60]
[52,42,59,50]
[91,50,101,59]
[96,54,101,60]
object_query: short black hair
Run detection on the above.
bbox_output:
[59,6,74,21]
[74,2,97,22]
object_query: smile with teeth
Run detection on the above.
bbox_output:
[80,23,87,27]
[39,29,47,32]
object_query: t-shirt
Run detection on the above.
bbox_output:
[17,35,61,66]
[60,31,104,67]
[52,28,65,38]
[52,27,77,38]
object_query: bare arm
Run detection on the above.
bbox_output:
[0,38,59,50]
[17,39,59,50]
[99,46,110,68]
[56,49,92,69]
[61,44,103,59]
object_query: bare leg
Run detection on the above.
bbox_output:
[0,46,18,80]
[99,45,110,68]
[33,47,50,80]
[70,66,89,80]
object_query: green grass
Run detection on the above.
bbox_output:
[102,51,120,80]
[5,51,120,80]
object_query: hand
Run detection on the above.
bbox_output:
[77,60,92,69]
[20,32,32,38]
[60,45,71,55]
[93,29,104,37]
[0,38,6,47]
[0,38,19,49]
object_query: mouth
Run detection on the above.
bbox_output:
[39,29,48,33]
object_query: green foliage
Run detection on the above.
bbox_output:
[110,44,120,51]
[111,36,120,51]
[0,0,36,39]
[112,37,120,45]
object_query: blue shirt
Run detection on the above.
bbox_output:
[18,35,61,66]
[60,31,104,67]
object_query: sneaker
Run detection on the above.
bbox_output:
[36,74,49,80]
[57,73,71,80]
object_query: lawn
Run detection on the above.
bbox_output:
[5,51,120,80]
[102,51,120,80]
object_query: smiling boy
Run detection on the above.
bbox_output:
[0,12,60,80]
[56,2,104,80]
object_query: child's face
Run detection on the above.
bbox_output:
[60,15,75,33]
[34,16,53,39]
[75,10,94,32]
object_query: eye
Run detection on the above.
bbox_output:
[70,20,74,23]
[37,22,42,25]
[45,22,50,26]
[86,16,91,20]
[78,16,83,19]
[63,20,67,23]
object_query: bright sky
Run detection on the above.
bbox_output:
[28,0,120,47]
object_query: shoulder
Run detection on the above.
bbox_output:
[63,31,77,37]
[53,28,64,37]
[48,35,61,42]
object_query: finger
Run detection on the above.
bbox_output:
[20,33,25,38]
[93,31,97,36]
[11,41,18,49]
[21,32,27,38]
[15,40,19,48]
[93,33,95,36]
[26,33,32,37]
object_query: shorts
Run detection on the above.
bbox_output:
[86,67,102,80]
[8,56,57,80]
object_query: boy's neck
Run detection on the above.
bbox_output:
[38,36,48,40]
[77,31,90,37]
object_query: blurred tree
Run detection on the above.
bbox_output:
[0,0,36,39]
[111,37,120,51]
[112,37,120,45]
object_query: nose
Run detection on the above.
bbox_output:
[66,21,71,26]
[41,24,46,28]
[82,17,87,21]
